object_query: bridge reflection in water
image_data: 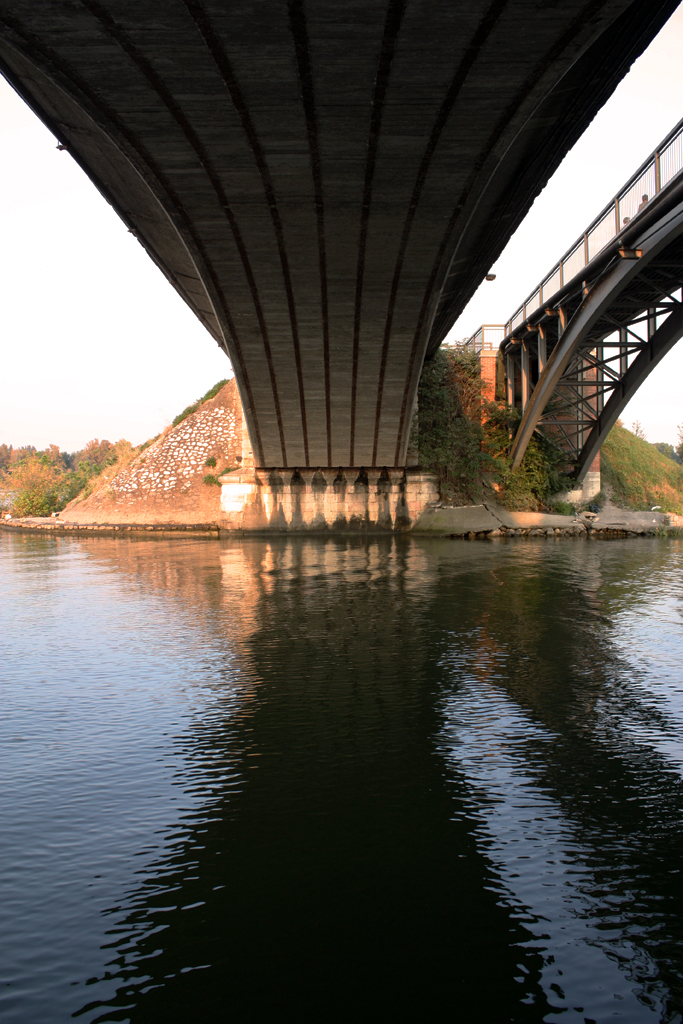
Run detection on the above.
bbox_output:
[2,534,682,1022]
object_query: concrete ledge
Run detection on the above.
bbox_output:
[412,505,502,535]
[0,519,220,537]
[489,506,583,530]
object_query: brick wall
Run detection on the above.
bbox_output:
[480,351,497,403]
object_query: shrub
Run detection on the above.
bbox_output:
[205,456,217,468]
[415,350,573,510]
[8,453,67,516]
[652,441,681,464]
[1,439,137,516]
[482,404,572,510]
[203,474,220,486]
[551,500,576,516]
[415,349,491,503]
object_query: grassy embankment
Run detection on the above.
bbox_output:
[601,422,683,514]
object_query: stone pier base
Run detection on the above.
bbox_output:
[557,452,601,506]
[218,467,439,532]
[558,469,601,506]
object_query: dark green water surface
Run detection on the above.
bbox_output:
[1,532,682,1023]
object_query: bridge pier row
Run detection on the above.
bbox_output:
[217,468,439,533]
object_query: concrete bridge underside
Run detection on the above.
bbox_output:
[0,0,677,467]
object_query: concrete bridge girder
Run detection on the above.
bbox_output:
[0,0,678,467]
[509,196,683,479]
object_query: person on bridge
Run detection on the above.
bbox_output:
[638,193,649,213]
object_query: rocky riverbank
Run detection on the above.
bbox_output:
[413,498,683,537]
[3,498,682,539]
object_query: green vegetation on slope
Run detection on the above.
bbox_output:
[415,349,571,509]
[172,379,228,427]
[602,422,683,514]
[416,353,683,513]
[414,349,490,503]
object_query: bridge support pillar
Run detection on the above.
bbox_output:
[582,459,602,502]
[218,467,439,533]
[537,326,547,374]
[521,343,530,410]
[619,328,629,376]
[595,346,604,415]
[506,353,514,407]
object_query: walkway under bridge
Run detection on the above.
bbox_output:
[466,117,683,485]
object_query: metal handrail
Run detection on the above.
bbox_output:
[498,116,683,339]
[461,324,506,352]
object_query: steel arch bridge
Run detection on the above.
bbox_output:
[469,119,683,483]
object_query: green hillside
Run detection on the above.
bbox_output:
[601,422,683,514]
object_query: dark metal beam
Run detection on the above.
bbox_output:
[574,303,683,479]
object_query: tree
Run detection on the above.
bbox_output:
[632,420,647,440]
[7,453,66,517]
[652,442,681,464]
[676,423,683,464]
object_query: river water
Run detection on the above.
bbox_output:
[1,532,682,1023]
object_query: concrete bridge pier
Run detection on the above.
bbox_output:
[218,467,438,534]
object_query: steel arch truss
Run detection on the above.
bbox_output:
[506,206,683,480]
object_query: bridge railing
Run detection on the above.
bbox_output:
[496,116,683,340]
[462,324,506,352]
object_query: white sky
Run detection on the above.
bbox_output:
[1,6,682,452]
